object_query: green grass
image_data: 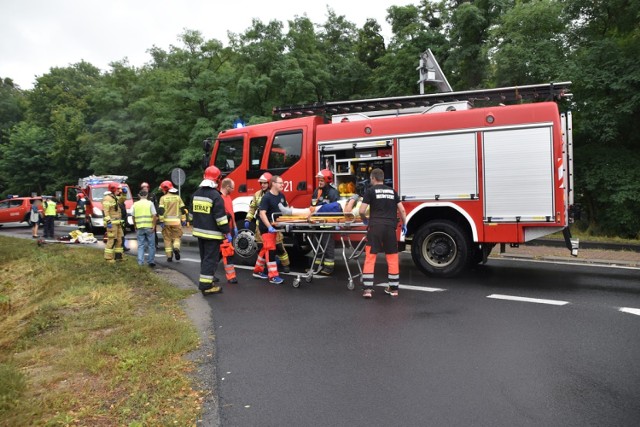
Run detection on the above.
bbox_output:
[547,225,640,245]
[0,236,202,426]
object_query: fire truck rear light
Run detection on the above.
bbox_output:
[364,126,372,134]
[486,114,495,124]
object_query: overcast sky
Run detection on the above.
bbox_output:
[1,0,417,90]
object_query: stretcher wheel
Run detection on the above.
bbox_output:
[347,279,355,291]
[305,275,313,283]
[293,276,301,288]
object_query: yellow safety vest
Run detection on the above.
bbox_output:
[133,199,154,229]
[44,200,57,216]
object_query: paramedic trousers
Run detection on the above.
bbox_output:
[104,224,124,261]
[197,238,222,291]
[362,225,400,289]
[255,227,290,267]
[162,224,183,257]
[43,215,55,238]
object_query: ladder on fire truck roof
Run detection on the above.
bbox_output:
[273,81,572,119]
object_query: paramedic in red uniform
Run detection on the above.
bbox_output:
[252,175,286,285]
[220,177,238,284]
[359,168,408,299]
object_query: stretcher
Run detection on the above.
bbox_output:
[274,212,367,290]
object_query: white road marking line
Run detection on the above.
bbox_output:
[375,283,446,292]
[487,294,569,306]
[491,257,640,270]
[619,307,640,317]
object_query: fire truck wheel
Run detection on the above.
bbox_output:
[411,220,470,277]
[233,229,259,265]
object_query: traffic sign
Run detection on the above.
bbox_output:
[171,168,186,186]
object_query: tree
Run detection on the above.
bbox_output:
[355,18,386,70]
[0,122,54,195]
[0,78,26,146]
[371,2,448,96]
[228,19,288,116]
[318,8,370,100]
[563,0,640,237]
[488,0,568,86]
[26,62,102,186]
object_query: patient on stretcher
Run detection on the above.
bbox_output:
[277,194,365,220]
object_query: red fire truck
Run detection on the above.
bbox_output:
[62,175,134,232]
[204,82,578,277]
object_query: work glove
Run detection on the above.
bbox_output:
[401,225,408,236]
[182,221,187,226]
[244,220,251,229]
[122,187,128,194]
[106,221,112,229]
[268,226,276,233]
[233,227,238,237]
[226,234,233,243]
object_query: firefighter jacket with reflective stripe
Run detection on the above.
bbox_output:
[102,193,122,224]
[191,187,230,240]
[311,185,339,207]
[76,199,86,216]
[132,199,155,229]
[158,194,186,225]
[245,189,267,222]
[44,200,57,216]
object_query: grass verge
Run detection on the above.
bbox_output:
[0,236,202,426]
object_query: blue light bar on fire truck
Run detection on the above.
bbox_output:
[78,175,128,188]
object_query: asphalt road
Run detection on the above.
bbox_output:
[160,233,640,427]
[3,224,640,426]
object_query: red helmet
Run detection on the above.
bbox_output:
[140,182,150,189]
[258,172,272,183]
[108,182,119,193]
[317,169,334,184]
[204,166,221,182]
[77,192,85,199]
[159,180,173,192]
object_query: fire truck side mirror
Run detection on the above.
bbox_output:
[202,153,210,170]
[202,138,212,152]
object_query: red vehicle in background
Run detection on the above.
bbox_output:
[62,175,133,232]
[0,196,43,226]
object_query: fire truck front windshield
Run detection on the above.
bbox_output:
[214,138,243,172]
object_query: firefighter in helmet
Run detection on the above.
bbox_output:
[158,180,188,262]
[103,182,125,262]
[244,172,291,273]
[76,191,87,232]
[311,168,340,275]
[118,185,130,252]
[191,166,230,294]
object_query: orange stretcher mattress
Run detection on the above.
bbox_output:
[275,212,358,224]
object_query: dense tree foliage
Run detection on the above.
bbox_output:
[0,2,638,237]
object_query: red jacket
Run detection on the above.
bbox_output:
[221,193,235,231]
